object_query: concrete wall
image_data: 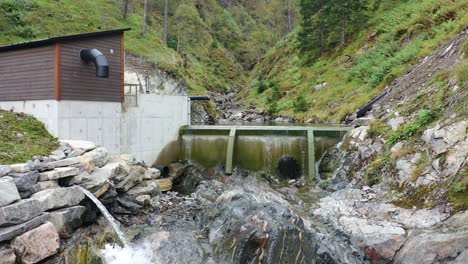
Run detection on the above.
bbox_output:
[0,94,189,165]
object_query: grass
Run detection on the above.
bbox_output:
[246,0,468,122]
[0,110,58,164]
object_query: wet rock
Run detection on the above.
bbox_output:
[0,165,11,177]
[7,171,39,192]
[168,163,186,179]
[0,177,20,207]
[30,187,85,211]
[60,140,96,151]
[0,213,49,243]
[83,147,108,168]
[47,206,86,238]
[12,222,60,264]
[38,167,80,181]
[0,199,43,227]
[0,243,15,264]
[394,230,468,264]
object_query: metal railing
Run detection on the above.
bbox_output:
[124,83,141,107]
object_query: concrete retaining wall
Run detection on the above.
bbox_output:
[0,95,189,165]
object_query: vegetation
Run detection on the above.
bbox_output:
[0,0,299,95]
[248,0,467,122]
[0,110,58,164]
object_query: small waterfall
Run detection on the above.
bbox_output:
[77,186,128,247]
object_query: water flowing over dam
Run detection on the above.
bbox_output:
[179,125,351,181]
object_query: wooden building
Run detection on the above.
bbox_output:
[0,29,130,102]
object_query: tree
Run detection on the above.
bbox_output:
[163,0,168,43]
[121,0,132,19]
[142,0,148,36]
[297,0,369,57]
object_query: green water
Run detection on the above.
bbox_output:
[180,134,340,178]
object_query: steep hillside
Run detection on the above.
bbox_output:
[247,0,467,122]
[0,0,298,94]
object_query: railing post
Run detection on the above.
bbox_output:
[307,129,315,184]
[225,128,236,174]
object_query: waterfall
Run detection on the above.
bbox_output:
[76,186,128,247]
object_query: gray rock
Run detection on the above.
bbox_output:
[114,166,145,192]
[0,213,49,243]
[38,167,80,181]
[7,171,39,192]
[49,149,66,160]
[30,187,85,211]
[9,163,30,173]
[168,163,186,179]
[124,180,160,201]
[83,147,108,168]
[387,116,405,131]
[12,222,60,264]
[0,199,43,227]
[19,184,40,199]
[34,158,81,171]
[394,230,468,264]
[0,165,11,177]
[47,206,86,238]
[144,168,161,180]
[0,177,20,207]
[37,181,59,190]
[0,243,15,264]
[60,140,96,151]
[68,148,86,158]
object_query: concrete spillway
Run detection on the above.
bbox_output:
[179,125,351,182]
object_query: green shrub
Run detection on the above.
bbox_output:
[292,95,308,113]
[265,83,282,114]
[254,80,270,94]
[417,109,436,126]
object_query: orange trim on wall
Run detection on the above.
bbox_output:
[54,43,61,101]
[120,32,125,103]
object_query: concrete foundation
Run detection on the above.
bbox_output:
[0,95,189,165]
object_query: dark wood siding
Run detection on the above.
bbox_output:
[0,46,55,101]
[60,34,122,102]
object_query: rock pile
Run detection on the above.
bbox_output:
[0,140,172,264]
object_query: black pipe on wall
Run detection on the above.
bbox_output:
[80,48,109,78]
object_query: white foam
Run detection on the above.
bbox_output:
[102,244,154,264]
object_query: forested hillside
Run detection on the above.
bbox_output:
[247,0,467,122]
[0,0,298,94]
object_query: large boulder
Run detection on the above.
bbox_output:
[30,187,85,211]
[12,222,60,264]
[0,214,49,243]
[0,177,20,207]
[7,171,39,192]
[0,199,43,227]
[47,206,86,238]
[0,243,15,264]
[83,147,108,168]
